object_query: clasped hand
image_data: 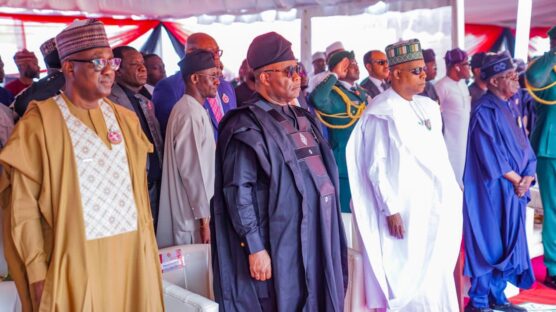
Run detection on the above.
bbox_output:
[249,249,272,281]
[513,176,534,197]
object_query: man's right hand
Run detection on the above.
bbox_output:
[32,280,45,306]
[387,213,405,239]
[248,249,272,281]
[331,58,350,80]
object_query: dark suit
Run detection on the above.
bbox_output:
[360,77,387,99]
[109,83,164,231]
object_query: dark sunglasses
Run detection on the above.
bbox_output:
[372,59,388,66]
[399,66,426,76]
[68,58,122,72]
[264,64,302,78]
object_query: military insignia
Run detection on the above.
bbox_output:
[300,133,308,146]
[222,93,230,104]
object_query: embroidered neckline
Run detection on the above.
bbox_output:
[408,100,431,130]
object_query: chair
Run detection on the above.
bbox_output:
[162,280,217,312]
[158,244,218,312]
[0,281,21,312]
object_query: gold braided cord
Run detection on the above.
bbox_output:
[314,86,366,129]
[525,78,556,105]
[525,76,556,92]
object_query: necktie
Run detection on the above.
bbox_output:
[136,96,164,163]
[381,82,389,91]
[208,97,223,123]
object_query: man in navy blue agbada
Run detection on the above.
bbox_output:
[463,52,536,312]
[151,32,236,140]
[211,32,347,312]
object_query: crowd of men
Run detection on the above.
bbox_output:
[0,18,554,312]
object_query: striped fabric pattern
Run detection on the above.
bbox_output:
[55,19,110,60]
[385,39,423,66]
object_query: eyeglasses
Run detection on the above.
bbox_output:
[68,58,122,72]
[372,60,388,66]
[187,48,223,57]
[196,73,221,82]
[263,64,302,78]
[496,71,518,81]
[399,66,426,76]
[214,49,223,57]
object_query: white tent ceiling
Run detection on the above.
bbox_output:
[1,0,551,28]
[0,0,451,19]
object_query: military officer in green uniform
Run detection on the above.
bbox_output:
[309,49,369,212]
[525,25,556,289]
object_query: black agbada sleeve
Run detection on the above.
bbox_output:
[222,138,265,255]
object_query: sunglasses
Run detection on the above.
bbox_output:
[399,66,426,76]
[372,60,388,66]
[264,64,302,78]
[68,58,122,72]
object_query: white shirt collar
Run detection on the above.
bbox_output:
[369,76,386,92]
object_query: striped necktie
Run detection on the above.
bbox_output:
[208,97,223,124]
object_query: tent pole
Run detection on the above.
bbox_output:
[514,0,532,60]
[300,8,312,68]
[451,0,465,49]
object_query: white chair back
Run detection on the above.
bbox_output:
[159,244,214,300]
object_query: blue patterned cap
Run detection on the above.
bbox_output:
[480,51,515,81]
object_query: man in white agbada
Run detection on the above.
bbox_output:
[346,39,463,311]
[435,48,472,188]
[156,50,220,247]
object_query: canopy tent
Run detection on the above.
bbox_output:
[465,0,554,28]
[0,0,553,78]
[0,0,553,28]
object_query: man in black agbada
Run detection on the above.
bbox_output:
[210,32,348,312]
[13,38,65,117]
